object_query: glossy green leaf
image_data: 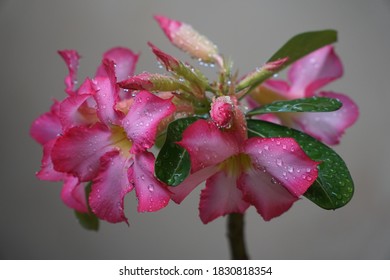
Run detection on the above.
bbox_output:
[236,30,337,92]
[247,97,342,116]
[74,183,99,231]
[247,119,354,210]
[155,117,200,186]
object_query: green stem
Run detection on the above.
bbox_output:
[227,213,249,260]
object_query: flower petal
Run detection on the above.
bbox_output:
[58,50,80,95]
[122,91,175,154]
[61,176,88,213]
[244,137,319,196]
[178,120,240,173]
[89,150,133,224]
[262,80,291,97]
[51,123,114,181]
[30,101,62,145]
[169,165,219,204]
[238,168,299,221]
[95,47,139,82]
[199,171,250,224]
[288,45,343,97]
[59,93,97,130]
[36,139,65,181]
[93,60,122,126]
[130,152,170,212]
[294,91,359,145]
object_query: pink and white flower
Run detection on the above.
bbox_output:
[31,47,176,224]
[170,96,320,223]
[249,45,359,145]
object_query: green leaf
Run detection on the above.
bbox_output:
[247,119,354,210]
[74,182,99,231]
[236,30,337,92]
[155,117,200,186]
[247,97,342,116]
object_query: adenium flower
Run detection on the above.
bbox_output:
[249,45,359,145]
[170,96,320,223]
[31,47,176,224]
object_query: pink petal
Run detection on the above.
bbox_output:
[58,50,80,95]
[61,176,88,213]
[93,61,122,126]
[89,150,133,224]
[59,93,96,130]
[30,101,62,146]
[262,80,291,97]
[178,119,240,172]
[130,152,170,213]
[294,91,359,145]
[238,168,299,221]
[243,137,319,196]
[51,123,114,182]
[36,139,65,181]
[122,91,175,154]
[288,45,343,98]
[199,171,250,224]
[154,15,182,41]
[169,165,219,204]
[257,113,283,124]
[95,47,139,82]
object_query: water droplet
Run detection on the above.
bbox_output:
[276,159,283,167]
[148,184,154,192]
[306,175,313,182]
[271,177,277,184]
[264,145,270,151]
[287,166,294,173]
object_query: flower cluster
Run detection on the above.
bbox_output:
[31,15,358,227]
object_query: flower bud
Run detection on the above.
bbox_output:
[154,15,220,64]
[210,96,234,128]
[118,72,186,92]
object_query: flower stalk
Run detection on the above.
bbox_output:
[227,213,249,260]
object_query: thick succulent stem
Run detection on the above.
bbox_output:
[227,213,249,260]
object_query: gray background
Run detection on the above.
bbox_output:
[1,0,389,259]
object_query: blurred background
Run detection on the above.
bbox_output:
[1,0,389,259]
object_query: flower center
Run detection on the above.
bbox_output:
[110,125,132,155]
[219,153,252,178]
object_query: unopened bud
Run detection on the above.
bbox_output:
[118,72,185,92]
[210,96,234,128]
[154,15,220,64]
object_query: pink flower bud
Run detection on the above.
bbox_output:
[118,72,184,92]
[148,42,180,71]
[154,15,220,64]
[263,57,289,71]
[210,96,234,128]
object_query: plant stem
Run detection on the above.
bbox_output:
[227,213,249,260]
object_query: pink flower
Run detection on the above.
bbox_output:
[154,15,222,66]
[31,47,176,224]
[249,46,359,145]
[170,96,320,223]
